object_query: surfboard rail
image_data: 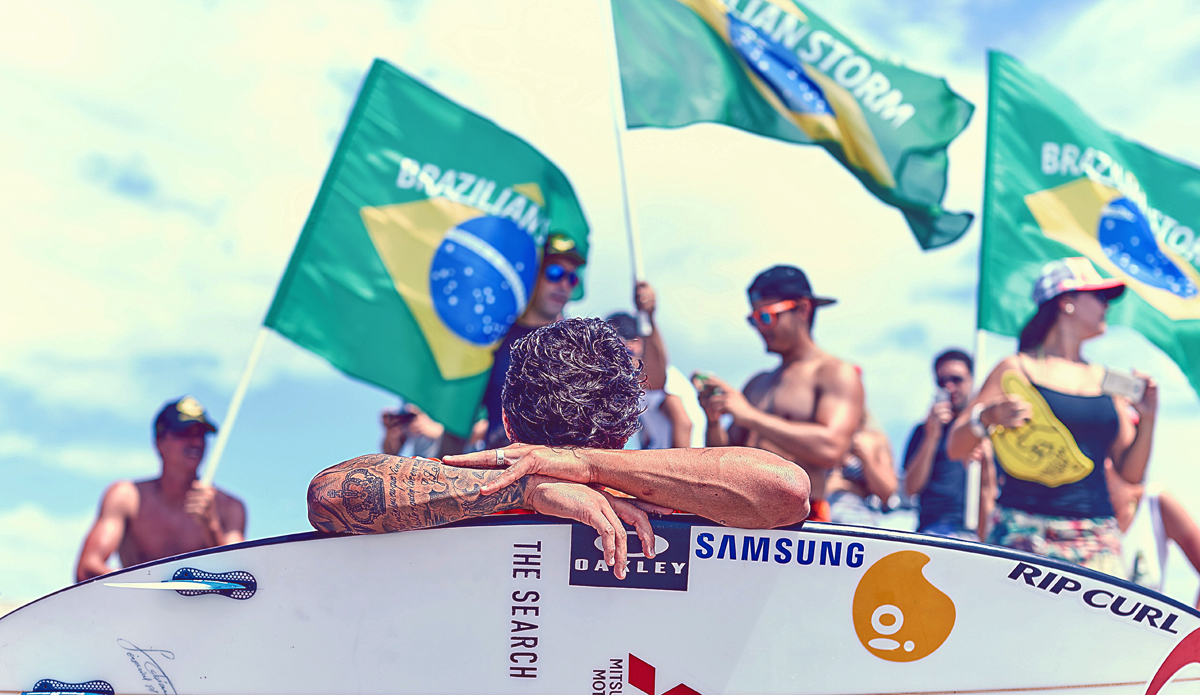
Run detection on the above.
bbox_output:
[3,516,1199,695]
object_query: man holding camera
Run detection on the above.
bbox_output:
[902,349,986,539]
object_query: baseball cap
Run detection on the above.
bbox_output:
[544,232,585,265]
[605,312,638,340]
[747,265,836,306]
[154,395,218,437]
[1031,257,1125,306]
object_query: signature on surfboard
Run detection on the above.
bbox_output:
[117,638,176,695]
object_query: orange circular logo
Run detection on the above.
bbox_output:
[852,551,956,662]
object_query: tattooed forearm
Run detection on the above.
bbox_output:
[307,454,531,534]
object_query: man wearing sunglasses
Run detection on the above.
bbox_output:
[902,349,985,539]
[480,232,585,448]
[698,265,864,523]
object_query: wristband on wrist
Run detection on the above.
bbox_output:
[969,404,989,438]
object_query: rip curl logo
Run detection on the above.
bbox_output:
[1145,628,1200,695]
[852,551,956,662]
[628,654,701,695]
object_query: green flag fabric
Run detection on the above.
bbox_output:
[613,0,975,249]
[981,51,1200,397]
[265,59,590,436]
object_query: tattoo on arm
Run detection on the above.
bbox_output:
[307,454,530,534]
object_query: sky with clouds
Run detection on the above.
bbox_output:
[2,0,1200,608]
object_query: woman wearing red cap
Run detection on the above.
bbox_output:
[947,257,1158,575]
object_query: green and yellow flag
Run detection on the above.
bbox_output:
[613,0,974,249]
[265,60,590,436]
[981,52,1200,396]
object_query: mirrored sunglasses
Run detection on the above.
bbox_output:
[747,299,799,328]
[544,263,579,287]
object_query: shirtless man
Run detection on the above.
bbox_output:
[75,396,247,582]
[698,265,864,522]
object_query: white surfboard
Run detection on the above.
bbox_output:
[3,516,1200,695]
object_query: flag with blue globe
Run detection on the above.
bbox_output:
[430,216,539,346]
[981,52,1200,400]
[266,60,589,436]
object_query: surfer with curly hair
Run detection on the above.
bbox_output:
[308,317,810,579]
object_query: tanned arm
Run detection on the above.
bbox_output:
[1158,491,1200,610]
[76,481,137,582]
[184,483,246,547]
[707,364,863,469]
[216,493,247,545]
[704,407,730,447]
[307,454,531,534]
[856,429,898,501]
[904,405,951,497]
[1110,376,1159,485]
[661,394,694,448]
[635,281,668,391]
[947,356,1032,460]
[447,445,811,529]
[307,454,657,579]
[974,440,997,541]
[699,372,765,448]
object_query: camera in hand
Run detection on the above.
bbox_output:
[1100,368,1147,403]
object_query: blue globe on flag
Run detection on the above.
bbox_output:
[430,215,539,345]
[1098,198,1197,299]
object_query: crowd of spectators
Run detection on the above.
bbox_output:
[378,243,1199,599]
[74,232,1199,605]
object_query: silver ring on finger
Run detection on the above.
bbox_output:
[496,448,505,467]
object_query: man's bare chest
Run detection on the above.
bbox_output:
[748,372,819,422]
[122,500,208,565]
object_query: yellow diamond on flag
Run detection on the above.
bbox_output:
[361,188,544,381]
[1025,177,1200,320]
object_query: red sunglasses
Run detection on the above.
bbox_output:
[747,299,799,328]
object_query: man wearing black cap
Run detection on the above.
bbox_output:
[698,265,864,522]
[75,396,246,581]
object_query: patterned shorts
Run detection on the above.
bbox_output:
[988,506,1124,577]
[828,491,881,528]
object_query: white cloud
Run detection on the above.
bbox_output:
[0,433,36,458]
[0,503,94,608]
[1,0,1200,607]
[52,444,158,478]
[1027,0,1200,165]
[0,430,155,478]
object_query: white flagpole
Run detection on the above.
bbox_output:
[201,327,269,487]
[964,328,987,531]
[597,0,651,336]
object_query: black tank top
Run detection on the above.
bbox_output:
[997,384,1119,518]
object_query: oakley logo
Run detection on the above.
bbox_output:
[594,535,669,558]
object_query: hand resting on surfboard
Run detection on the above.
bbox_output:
[446,444,811,529]
[307,319,810,580]
[307,454,658,579]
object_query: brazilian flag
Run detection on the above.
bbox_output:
[613,0,974,250]
[981,52,1200,397]
[265,60,590,436]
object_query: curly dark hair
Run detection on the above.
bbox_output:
[502,317,644,448]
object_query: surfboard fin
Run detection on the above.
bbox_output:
[26,678,114,695]
[102,568,257,599]
[171,567,257,599]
